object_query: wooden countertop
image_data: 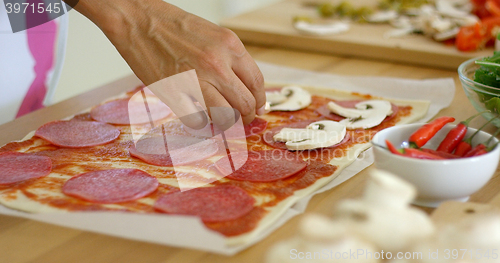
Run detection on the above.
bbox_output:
[220,0,493,70]
[1,46,499,263]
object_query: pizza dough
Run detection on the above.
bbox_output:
[129,135,219,166]
[215,150,308,182]
[62,169,158,203]
[184,117,268,139]
[0,152,52,185]
[154,185,255,223]
[90,98,172,125]
[0,83,431,245]
[35,120,120,148]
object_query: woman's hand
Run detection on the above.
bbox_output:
[74,0,266,128]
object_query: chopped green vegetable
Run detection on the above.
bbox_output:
[474,51,500,89]
[474,52,500,114]
[485,97,500,114]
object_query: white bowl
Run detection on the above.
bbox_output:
[372,123,500,208]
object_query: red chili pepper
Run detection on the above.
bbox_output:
[402,148,446,160]
[464,144,487,157]
[472,148,489,156]
[454,114,499,156]
[385,140,403,155]
[409,116,455,148]
[385,140,446,160]
[454,141,473,156]
[464,128,500,157]
[437,112,486,153]
[421,148,460,159]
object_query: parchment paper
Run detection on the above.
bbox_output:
[0,61,455,255]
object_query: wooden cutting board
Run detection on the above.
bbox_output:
[221,0,493,70]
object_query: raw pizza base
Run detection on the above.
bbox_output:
[0,84,430,246]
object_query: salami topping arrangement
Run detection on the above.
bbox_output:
[35,120,120,148]
[215,150,307,182]
[129,135,219,166]
[0,152,52,185]
[154,185,255,223]
[62,169,159,203]
[0,84,429,242]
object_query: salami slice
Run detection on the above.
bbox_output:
[35,120,120,148]
[90,97,171,125]
[62,169,158,203]
[154,185,254,223]
[129,135,219,166]
[215,150,307,182]
[262,121,350,150]
[0,152,52,185]
[184,117,267,139]
[244,117,268,136]
[316,100,399,123]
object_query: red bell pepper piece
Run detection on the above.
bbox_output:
[456,22,487,51]
[409,116,455,148]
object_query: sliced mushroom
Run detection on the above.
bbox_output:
[334,199,435,252]
[366,10,398,23]
[384,27,415,38]
[293,21,350,36]
[439,213,500,249]
[390,15,412,29]
[265,91,287,105]
[273,120,346,150]
[268,85,312,111]
[436,0,470,18]
[363,170,417,209]
[433,27,459,41]
[327,100,392,129]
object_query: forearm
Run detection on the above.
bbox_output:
[66,0,266,126]
[68,0,185,40]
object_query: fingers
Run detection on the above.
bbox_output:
[231,52,266,115]
[213,75,257,126]
[147,71,208,129]
[199,81,238,131]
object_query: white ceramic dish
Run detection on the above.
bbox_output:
[372,123,500,208]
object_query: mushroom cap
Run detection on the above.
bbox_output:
[334,200,435,252]
[363,170,417,209]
